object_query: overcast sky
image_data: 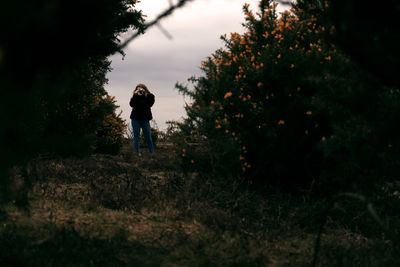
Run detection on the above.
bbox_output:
[105,0,289,130]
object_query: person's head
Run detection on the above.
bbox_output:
[134,83,149,96]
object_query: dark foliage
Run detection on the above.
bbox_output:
[327,0,400,87]
[0,0,145,201]
[171,0,400,196]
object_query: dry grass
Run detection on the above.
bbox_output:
[1,142,399,266]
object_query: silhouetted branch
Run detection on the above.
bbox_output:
[312,192,399,267]
[337,193,387,230]
[118,0,194,50]
[312,199,334,267]
[277,0,294,6]
[156,23,173,40]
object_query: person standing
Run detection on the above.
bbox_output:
[129,83,155,155]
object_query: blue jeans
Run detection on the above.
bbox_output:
[131,120,154,154]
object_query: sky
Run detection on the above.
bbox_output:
[105,0,289,131]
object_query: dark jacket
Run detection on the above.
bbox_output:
[129,93,155,121]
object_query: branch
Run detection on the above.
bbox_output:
[277,0,295,6]
[312,192,398,267]
[156,23,173,40]
[118,0,194,50]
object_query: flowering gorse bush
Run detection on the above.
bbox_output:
[173,0,400,193]
[37,57,127,156]
[95,95,126,154]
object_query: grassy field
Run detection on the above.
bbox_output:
[1,142,399,266]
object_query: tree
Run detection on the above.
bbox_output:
[0,0,144,202]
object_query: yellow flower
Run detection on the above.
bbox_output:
[224,92,233,99]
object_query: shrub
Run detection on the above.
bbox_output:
[95,96,127,154]
[173,0,400,195]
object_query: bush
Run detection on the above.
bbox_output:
[95,95,127,154]
[172,0,400,195]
